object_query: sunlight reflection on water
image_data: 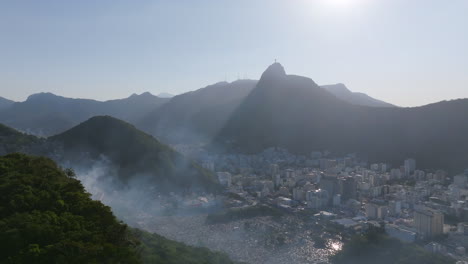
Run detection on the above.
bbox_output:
[329,241,342,251]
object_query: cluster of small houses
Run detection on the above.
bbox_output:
[210,155,468,263]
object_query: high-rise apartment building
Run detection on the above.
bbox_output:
[414,208,444,238]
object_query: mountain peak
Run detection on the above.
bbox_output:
[157,92,174,98]
[0,96,15,110]
[26,92,60,101]
[260,62,286,81]
[129,92,154,98]
[322,83,396,107]
[51,115,220,192]
[323,83,351,94]
[141,91,153,96]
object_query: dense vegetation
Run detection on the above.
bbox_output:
[206,205,284,224]
[0,124,43,155]
[0,153,235,264]
[0,153,140,263]
[0,118,220,193]
[133,229,235,264]
[330,226,455,264]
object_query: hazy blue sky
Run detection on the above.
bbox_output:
[1,0,467,106]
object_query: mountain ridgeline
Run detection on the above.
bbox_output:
[0,96,14,110]
[0,123,42,155]
[1,63,467,173]
[0,117,220,193]
[0,73,393,143]
[214,63,468,173]
[322,83,396,107]
[139,80,257,143]
[0,92,169,137]
[49,116,219,192]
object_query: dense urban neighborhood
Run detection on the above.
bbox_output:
[160,147,468,263]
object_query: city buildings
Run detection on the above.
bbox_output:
[414,208,444,239]
[217,172,232,187]
[365,201,388,219]
[454,174,468,188]
[339,176,357,201]
[385,224,416,242]
[404,158,416,176]
[198,148,467,261]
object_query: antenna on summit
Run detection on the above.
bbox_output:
[274,59,277,63]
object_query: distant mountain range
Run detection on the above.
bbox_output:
[138,80,395,144]
[0,96,14,110]
[157,92,175,98]
[51,116,219,191]
[214,63,468,173]
[0,92,169,136]
[0,79,393,139]
[1,64,467,173]
[322,83,396,107]
[139,80,257,143]
[0,116,220,192]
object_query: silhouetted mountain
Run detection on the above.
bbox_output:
[102,92,169,122]
[0,92,169,137]
[0,96,14,110]
[322,83,395,107]
[157,92,175,98]
[0,117,220,192]
[140,80,257,143]
[215,63,468,173]
[50,116,220,192]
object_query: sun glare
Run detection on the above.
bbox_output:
[328,0,354,7]
[310,0,367,15]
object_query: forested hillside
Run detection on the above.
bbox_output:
[50,116,220,192]
[0,153,235,264]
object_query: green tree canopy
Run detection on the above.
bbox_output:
[0,153,235,264]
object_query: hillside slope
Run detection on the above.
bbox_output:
[322,83,395,107]
[0,153,235,264]
[50,116,220,192]
[0,96,14,110]
[140,80,257,143]
[0,123,46,156]
[215,63,468,173]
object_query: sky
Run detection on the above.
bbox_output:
[0,0,467,107]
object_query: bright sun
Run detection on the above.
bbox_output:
[315,0,365,12]
[327,0,355,8]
